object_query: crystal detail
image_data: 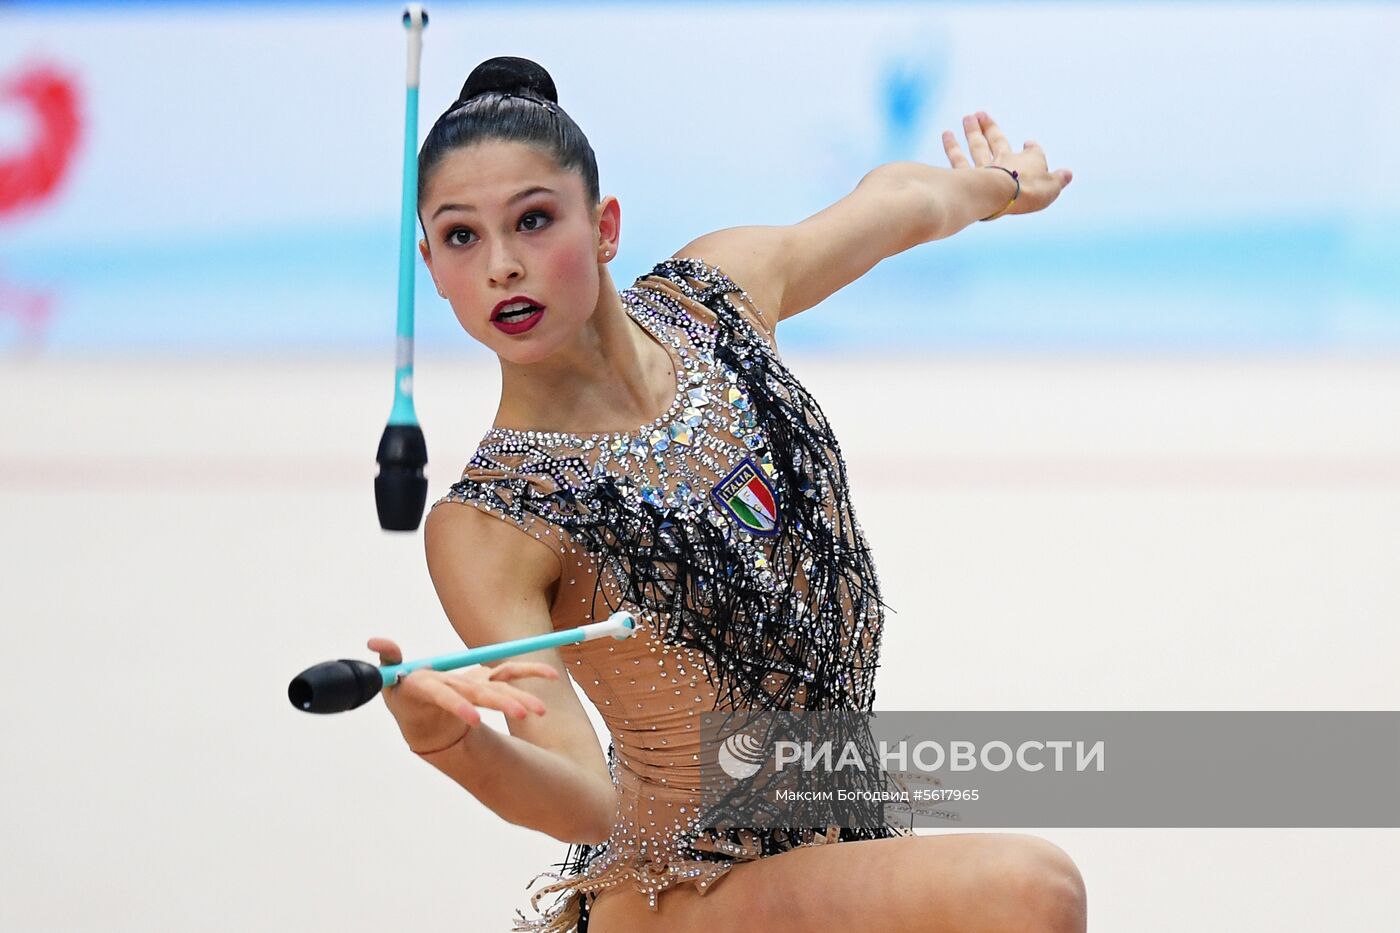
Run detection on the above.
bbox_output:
[437,258,895,930]
[670,482,693,508]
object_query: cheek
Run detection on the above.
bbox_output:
[543,241,599,327]
[550,239,595,285]
[452,307,490,344]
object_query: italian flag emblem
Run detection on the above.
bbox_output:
[712,457,780,536]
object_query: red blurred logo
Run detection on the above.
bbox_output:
[1,63,82,219]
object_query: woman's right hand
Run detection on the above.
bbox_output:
[367,636,558,754]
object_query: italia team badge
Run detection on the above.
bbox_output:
[711,457,780,537]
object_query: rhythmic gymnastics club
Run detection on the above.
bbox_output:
[288,612,637,714]
[375,4,430,531]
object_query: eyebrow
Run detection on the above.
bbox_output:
[430,186,556,220]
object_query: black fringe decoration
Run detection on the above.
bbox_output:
[445,258,907,925]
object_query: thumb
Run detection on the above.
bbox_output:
[1057,168,1073,187]
[367,637,403,665]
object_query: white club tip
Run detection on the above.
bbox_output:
[609,612,637,639]
[577,612,638,643]
[576,610,638,638]
[402,4,428,29]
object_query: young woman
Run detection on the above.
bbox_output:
[367,56,1083,933]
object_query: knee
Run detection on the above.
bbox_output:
[998,836,1087,933]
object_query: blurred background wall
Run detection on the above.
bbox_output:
[3,3,1397,932]
[3,0,1395,354]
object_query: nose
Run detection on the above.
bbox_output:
[486,241,524,286]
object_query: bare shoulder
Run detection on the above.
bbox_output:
[672,226,791,337]
[423,498,562,645]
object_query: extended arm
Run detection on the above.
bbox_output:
[782,161,1025,317]
[675,111,1071,331]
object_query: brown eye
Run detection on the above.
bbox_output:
[446,227,474,247]
[520,210,550,231]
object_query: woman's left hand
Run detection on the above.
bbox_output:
[941,111,1073,216]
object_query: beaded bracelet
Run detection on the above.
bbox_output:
[412,725,471,756]
[978,165,1020,222]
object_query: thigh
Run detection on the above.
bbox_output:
[586,832,1084,933]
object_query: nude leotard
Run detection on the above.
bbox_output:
[432,257,905,932]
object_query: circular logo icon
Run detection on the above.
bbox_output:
[717,730,766,780]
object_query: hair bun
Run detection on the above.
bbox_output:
[457,56,558,106]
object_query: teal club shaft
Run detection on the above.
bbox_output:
[389,5,427,427]
[380,612,637,687]
[373,6,431,531]
[287,612,637,713]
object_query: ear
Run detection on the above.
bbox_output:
[418,237,437,283]
[595,195,621,259]
[418,238,449,298]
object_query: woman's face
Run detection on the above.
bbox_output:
[418,140,617,365]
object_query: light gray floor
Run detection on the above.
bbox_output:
[3,352,1397,931]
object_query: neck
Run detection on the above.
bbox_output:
[492,267,675,435]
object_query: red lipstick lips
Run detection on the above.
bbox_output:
[491,295,546,335]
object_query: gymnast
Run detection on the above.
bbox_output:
[368,55,1083,933]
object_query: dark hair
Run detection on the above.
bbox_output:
[417,56,600,220]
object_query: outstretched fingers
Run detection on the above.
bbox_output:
[400,669,484,725]
[397,666,552,721]
[373,647,558,726]
[470,681,547,719]
[975,112,1013,160]
[943,111,1001,167]
[942,127,971,169]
